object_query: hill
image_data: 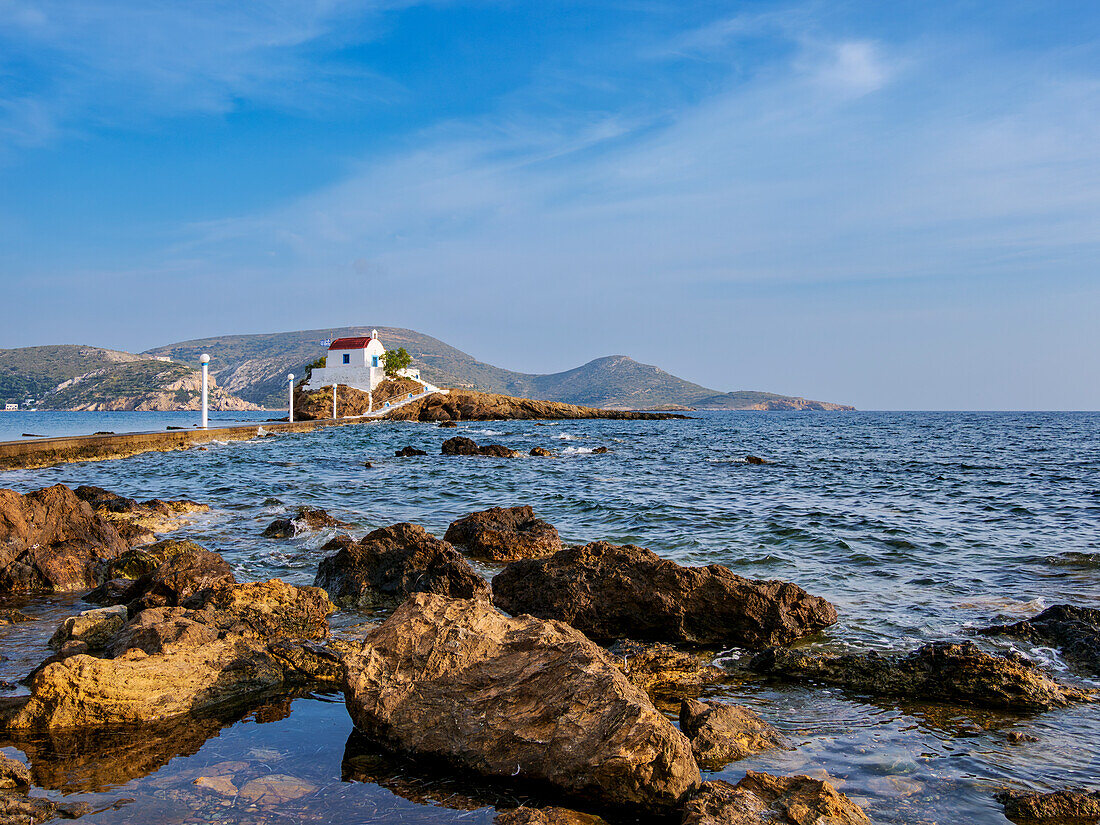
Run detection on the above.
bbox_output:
[0,345,150,403]
[147,327,853,411]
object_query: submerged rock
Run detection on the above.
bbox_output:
[394,446,428,458]
[492,542,837,647]
[608,640,729,697]
[749,641,1091,711]
[314,524,490,608]
[442,436,520,458]
[342,593,700,814]
[996,788,1100,823]
[74,485,207,547]
[678,699,789,769]
[744,455,768,465]
[981,604,1100,677]
[682,773,871,825]
[444,506,562,562]
[529,447,553,457]
[0,608,35,625]
[0,753,30,789]
[0,484,127,594]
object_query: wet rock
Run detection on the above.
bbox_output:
[1006,730,1039,744]
[439,421,457,428]
[442,436,520,458]
[343,593,700,814]
[48,605,128,650]
[496,807,609,825]
[679,699,789,769]
[744,455,768,465]
[200,579,333,642]
[981,604,1100,677]
[0,608,35,624]
[74,485,207,547]
[193,774,238,796]
[591,447,609,454]
[394,446,428,457]
[0,484,127,594]
[0,792,92,824]
[492,542,837,647]
[682,773,871,825]
[125,542,237,611]
[314,524,490,608]
[530,447,553,457]
[444,506,562,562]
[262,506,351,538]
[996,788,1100,823]
[608,640,728,697]
[749,641,1091,711]
[0,753,30,788]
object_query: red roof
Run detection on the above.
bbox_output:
[328,336,373,350]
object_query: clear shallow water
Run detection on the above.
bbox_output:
[0,411,1097,824]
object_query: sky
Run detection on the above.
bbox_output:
[1,0,1098,410]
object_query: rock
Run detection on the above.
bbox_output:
[682,774,871,825]
[439,421,458,428]
[262,506,351,538]
[238,774,318,804]
[749,641,1091,711]
[442,436,520,458]
[194,774,238,796]
[981,604,1100,677]
[444,506,562,562]
[201,579,333,642]
[314,524,490,608]
[125,542,237,611]
[591,447,609,454]
[442,436,480,456]
[608,640,729,696]
[530,447,553,457]
[0,753,30,789]
[74,485,207,546]
[0,792,91,823]
[364,461,373,468]
[496,807,609,825]
[342,593,700,814]
[996,788,1100,822]
[492,542,837,647]
[48,605,128,650]
[679,699,789,769]
[295,377,424,420]
[1006,731,1039,744]
[745,455,768,465]
[0,484,127,594]
[394,446,428,457]
[385,389,688,422]
[106,607,219,657]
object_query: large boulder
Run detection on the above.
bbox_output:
[82,538,235,609]
[0,485,127,594]
[678,699,789,769]
[749,641,1091,711]
[444,506,563,562]
[996,788,1100,823]
[342,593,701,814]
[314,524,490,608]
[2,576,336,731]
[74,485,207,547]
[492,542,837,647]
[262,506,352,539]
[442,436,520,458]
[681,774,870,825]
[981,604,1100,677]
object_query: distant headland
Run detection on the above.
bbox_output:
[0,327,854,412]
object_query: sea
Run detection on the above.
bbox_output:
[0,410,1097,824]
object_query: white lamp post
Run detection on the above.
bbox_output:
[287,374,295,423]
[332,384,338,420]
[200,354,210,429]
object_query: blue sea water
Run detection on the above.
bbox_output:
[0,411,1097,824]
[0,410,277,442]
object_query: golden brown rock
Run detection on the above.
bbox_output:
[73,486,207,547]
[0,484,126,594]
[679,699,790,769]
[385,389,687,422]
[608,640,729,697]
[343,593,701,814]
[495,807,609,825]
[681,774,871,825]
[444,506,562,562]
[997,788,1100,822]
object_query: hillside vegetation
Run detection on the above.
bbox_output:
[0,345,149,402]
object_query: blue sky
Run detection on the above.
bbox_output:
[1,0,1098,409]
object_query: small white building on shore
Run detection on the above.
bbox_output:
[304,331,387,393]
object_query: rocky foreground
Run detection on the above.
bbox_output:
[0,490,1097,824]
